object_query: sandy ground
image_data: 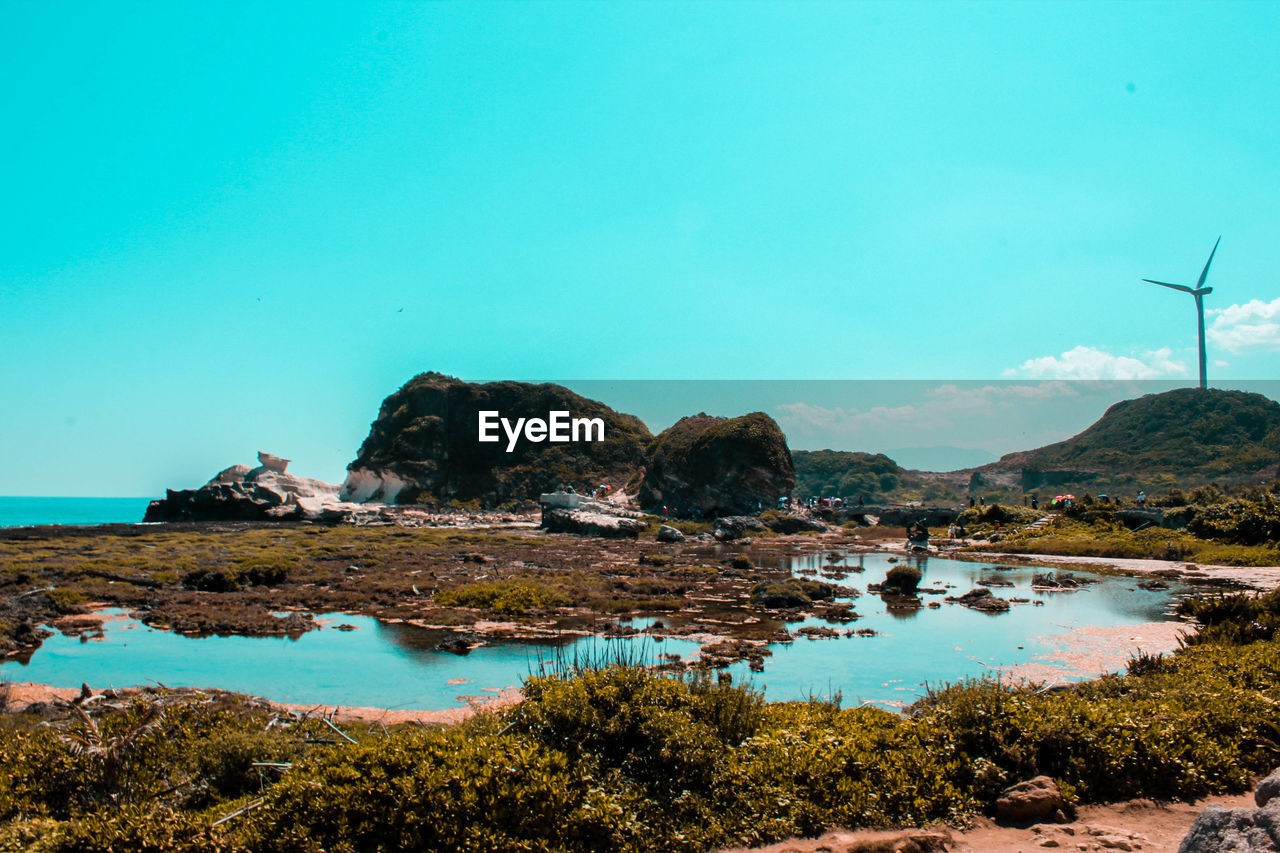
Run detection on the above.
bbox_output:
[1,680,523,725]
[998,620,1190,685]
[718,793,1257,853]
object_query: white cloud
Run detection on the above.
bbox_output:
[1207,298,1280,353]
[773,382,1083,454]
[1004,346,1187,380]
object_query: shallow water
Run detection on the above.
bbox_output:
[1,552,1188,710]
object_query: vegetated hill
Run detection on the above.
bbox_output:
[981,388,1280,493]
[792,450,902,500]
[343,373,652,506]
[791,450,965,504]
[636,412,794,516]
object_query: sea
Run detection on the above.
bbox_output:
[0,497,153,529]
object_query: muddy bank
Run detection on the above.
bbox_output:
[0,519,860,663]
[1,680,523,726]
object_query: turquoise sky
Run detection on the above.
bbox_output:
[2,1,1279,496]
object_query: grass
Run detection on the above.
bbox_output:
[975,516,1280,566]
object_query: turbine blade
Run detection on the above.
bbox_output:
[1196,235,1221,289]
[1144,279,1195,294]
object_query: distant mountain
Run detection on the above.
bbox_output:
[792,450,902,500]
[795,389,1280,501]
[977,388,1280,493]
[883,446,997,472]
[791,450,964,503]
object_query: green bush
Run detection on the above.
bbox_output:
[247,719,642,853]
[882,565,922,594]
[434,580,570,615]
[9,588,1280,851]
[45,589,87,614]
[514,667,765,795]
[750,578,834,609]
[181,568,241,593]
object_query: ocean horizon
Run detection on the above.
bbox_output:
[0,496,154,529]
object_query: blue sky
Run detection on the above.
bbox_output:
[2,1,1279,495]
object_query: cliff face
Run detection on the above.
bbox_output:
[637,412,794,516]
[342,373,653,506]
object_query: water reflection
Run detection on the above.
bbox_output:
[1,551,1189,710]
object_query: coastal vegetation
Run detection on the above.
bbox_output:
[4,585,1280,851]
[976,496,1280,566]
[791,450,964,504]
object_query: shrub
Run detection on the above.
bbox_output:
[235,556,295,586]
[248,714,647,852]
[434,580,570,615]
[181,568,241,593]
[882,565,922,594]
[45,588,87,613]
[750,578,834,609]
[514,666,765,796]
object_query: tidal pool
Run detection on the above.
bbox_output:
[1,552,1191,711]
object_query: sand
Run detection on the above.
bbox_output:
[718,794,1257,853]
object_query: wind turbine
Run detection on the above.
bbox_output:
[1143,236,1219,390]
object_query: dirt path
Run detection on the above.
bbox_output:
[718,793,1256,853]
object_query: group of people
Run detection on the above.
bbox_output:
[786,496,865,510]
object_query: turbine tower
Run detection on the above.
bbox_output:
[1143,236,1219,390]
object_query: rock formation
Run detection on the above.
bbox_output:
[542,507,646,539]
[995,775,1074,824]
[342,373,652,506]
[638,412,795,517]
[257,451,290,473]
[1179,799,1280,852]
[144,459,356,522]
[1178,767,1280,852]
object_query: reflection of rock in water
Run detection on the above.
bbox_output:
[436,636,474,654]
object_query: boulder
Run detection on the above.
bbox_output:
[1178,799,1280,852]
[1258,768,1280,808]
[144,462,356,522]
[714,515,769,541]
[638,412,794,517]
[657,524,687,543]
[542,508,645,539]
[764,513,829,534]
[342,372,651,506]
[995,776,1074,824]
[948,587,1011,612]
